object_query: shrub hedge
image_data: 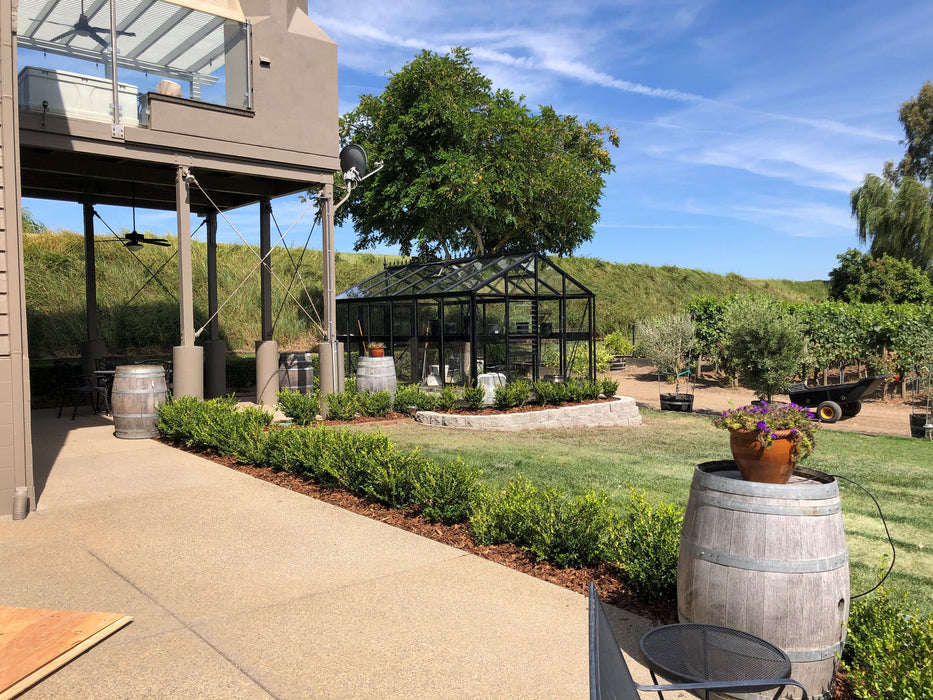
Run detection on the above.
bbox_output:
[277,379,620,424]
[276,389,320,426]
[841,584,933,699]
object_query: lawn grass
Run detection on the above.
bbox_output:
[357,409,933,615]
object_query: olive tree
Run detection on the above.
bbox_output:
[635,311,696,378]
[721,297,807,402]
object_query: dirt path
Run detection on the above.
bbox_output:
[608,358,927,439]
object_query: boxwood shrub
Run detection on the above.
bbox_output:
[841,585,933,698]
[276,389,321,426]
[610,490,683,600]
[470,476,618,568]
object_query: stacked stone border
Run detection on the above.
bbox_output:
[415,396,642,431]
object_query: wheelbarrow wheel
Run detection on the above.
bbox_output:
[818,400,843,423]
[841,400,862,417]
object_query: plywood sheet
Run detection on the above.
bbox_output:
[0,607,132,699]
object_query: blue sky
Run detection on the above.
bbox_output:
[24,1,933,281]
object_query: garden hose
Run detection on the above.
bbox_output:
[830,473,896,599]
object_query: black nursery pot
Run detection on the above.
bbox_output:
[660,393,694,412]
[909,413,931,439]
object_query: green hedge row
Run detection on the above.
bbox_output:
[156,395,682,597]
[276,378,622,425]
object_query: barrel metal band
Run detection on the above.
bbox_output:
[113,413,159,419]
[697,491,841,516]
[682,539,849,573]
[114,389,164,394]
[785,640,845,662]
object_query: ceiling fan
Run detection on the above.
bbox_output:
[48,0,136,50]
[118,185,171,251]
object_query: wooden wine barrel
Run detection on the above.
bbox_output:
[278,352,315,394]
[356,356,397,398]
[112,365,167,439]
[678,461,849,700]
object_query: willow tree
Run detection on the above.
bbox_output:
[850,174,933,270]
[336,48,620,259]
[851,83,933,272]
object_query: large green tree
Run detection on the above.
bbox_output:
[829,248,933,304]
[336,48,619,259]
[851,83,933,271]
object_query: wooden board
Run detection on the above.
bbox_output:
[0,607,132,699]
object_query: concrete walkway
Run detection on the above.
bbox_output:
[2,409,671,699]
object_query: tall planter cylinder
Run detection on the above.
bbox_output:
[112,365,167,439]
[678,461,849,700]
[356,356,397,398]
[278,352,315,394]
[909,412,931,439]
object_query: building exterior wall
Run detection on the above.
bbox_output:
[1,0,35,517]
[141,1,338,173]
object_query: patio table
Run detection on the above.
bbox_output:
[639,623,793,700]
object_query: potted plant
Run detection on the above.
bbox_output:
[713,402,818,483]
[909,363,932,438]
[368,341,385,358]
[636,311,697,411]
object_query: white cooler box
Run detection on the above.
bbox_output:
[18,66,139,126]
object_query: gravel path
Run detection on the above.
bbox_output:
[609,358,929,439]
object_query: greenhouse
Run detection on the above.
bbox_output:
[336,252,596,387]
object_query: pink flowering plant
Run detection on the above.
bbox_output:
[713,402,818,459]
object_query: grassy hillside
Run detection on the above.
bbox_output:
[557,257,827,332]
[23,232,827,357]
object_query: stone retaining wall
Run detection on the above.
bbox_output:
[415,396,642,431]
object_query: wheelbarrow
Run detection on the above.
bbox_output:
[786,374,891,423]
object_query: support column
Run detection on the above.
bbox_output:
[80,200,105,376]
[172,166,203,398]
[255,199,278,405]
[259,199,273,342]
[318,182,343,394]
[204,212,226,398]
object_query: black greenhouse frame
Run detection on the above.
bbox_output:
[336,252,596,387]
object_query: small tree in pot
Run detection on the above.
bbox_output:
[720,297,807,402]
[636,311,697,410]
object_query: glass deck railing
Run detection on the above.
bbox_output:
[17,0,250,127]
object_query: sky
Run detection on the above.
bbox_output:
[22,0,933,281]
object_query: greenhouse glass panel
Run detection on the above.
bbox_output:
[336,252,596,386]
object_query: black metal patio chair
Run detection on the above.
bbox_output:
[54,359,110,420]
[588,583,808,700]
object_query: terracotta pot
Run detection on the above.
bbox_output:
[729,429,798,484]
[369,348,384,358]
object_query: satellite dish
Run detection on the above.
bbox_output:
[339,144,368,179]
